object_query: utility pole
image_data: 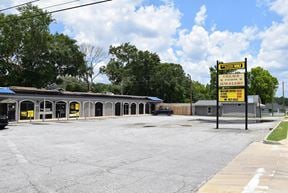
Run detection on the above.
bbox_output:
[188,74,193,115]
[283,81,285,115]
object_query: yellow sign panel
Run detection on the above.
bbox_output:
[218,61,245,70]
[27,110,34,118]
[219,89,245,102]
[219,73,245,87]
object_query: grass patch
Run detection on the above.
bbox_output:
[267,121,288,141]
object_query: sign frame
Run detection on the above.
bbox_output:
[218,61,245,71]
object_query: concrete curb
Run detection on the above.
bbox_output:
[8,114,152,125]
[263,117,285,145]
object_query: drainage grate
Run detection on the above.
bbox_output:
[31,122,50,125]
[143,125,156,128]
[181,124,192,127]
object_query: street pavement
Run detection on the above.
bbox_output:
[0,115,281,193]
[197,140,288,193]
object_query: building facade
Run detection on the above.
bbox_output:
[194,95,262,117]
[0,87,162,122]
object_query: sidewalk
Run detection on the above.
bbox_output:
[197,140,288,193]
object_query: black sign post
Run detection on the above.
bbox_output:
[216,61,219,129]
[245,58,248,130]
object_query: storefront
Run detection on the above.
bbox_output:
[0,86,162,122]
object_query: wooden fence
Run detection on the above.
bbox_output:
[156,103,194,115]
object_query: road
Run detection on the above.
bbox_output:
[0,115,280,193]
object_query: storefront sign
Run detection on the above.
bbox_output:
[218,62,245,70]
[219,89,245,102]
[219,73,245,87]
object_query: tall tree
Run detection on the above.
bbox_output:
[101,43,160,96]
[0,4,85,88]
[248,67,278,104]
[151,63,187,102]
[191,81,210,102]
[80,44,107,91]
[101,43,189,102]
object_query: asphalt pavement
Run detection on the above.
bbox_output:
[0,115,281,193]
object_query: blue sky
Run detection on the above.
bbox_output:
[178,0,280,30]
[2,0,288,96]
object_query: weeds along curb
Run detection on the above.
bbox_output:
[263,118,285,145]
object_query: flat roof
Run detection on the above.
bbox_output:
[9,86,163,101]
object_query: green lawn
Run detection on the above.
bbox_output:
[267,121,288,141]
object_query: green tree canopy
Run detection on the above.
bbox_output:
[101,43,189,102]
[248,66,278,104]
[0,5,85,88]
[101,43,160,96]
[191,81,210,102]
[151,63,187,103]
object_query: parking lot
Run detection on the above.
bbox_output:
[0,115,280,193]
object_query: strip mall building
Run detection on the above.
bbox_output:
[0,87,162,122]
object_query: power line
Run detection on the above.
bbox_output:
[0,0,40,12]
[41,0,80,10]
[49,0,112,14]
[0,0,113,24]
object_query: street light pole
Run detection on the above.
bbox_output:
[188,74,193,116]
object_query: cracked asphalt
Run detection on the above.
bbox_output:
[0,115,280,193]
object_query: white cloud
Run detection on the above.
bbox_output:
[176,5,258,82]
[252,0,288,94]
[49,0,181,58]
[269,0,288,21]
[194,5,207,26]
[177,0,288,96]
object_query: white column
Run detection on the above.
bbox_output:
[43,98,46,122]
[66,102,69,120]
[15,101,19,122]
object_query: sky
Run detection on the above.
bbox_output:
[1,0,288,96]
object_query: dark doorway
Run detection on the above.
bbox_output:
[145,103,150,114]
[131,103,136,115]
[124,103,129,115]
[115,102,121,116]
[95,102,103,116]
[139,103,144,114]
[7,103,16,121]
[0,103,14,121]
[151,103,156,113]
[56,101,66,118]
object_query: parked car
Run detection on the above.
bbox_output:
[0,115,8,129]
[152,107,173,116]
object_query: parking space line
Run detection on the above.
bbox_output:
[4,137,28,164]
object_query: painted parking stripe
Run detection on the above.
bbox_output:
[4,137,28,164]
[242,168,268,193]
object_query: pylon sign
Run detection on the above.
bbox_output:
[216,59,248,130]
[218,62,245,71]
